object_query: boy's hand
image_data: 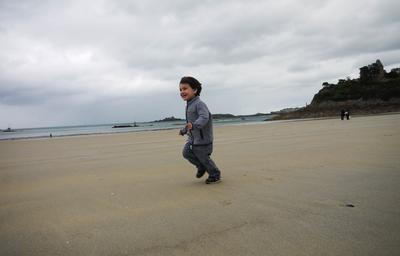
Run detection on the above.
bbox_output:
[186,122,193,130]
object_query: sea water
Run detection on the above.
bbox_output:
[0,115,274,140]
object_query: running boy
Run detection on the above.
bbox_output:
[179,76,221,184]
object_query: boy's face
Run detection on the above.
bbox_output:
[179,83,197,101]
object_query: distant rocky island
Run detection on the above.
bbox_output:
[272,59,400,120]
[153,116,184,122]
[212,113,236,119]
[213,113,268,119]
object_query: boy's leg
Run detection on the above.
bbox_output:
[192,144,220,178]
[182,142,206,171]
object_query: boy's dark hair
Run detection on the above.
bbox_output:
[180,76,202,96]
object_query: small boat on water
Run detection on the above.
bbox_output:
[2,127,15,132]
[112,122,139,128]
[112,125,133,128]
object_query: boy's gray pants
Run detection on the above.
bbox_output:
[182,142,220,177]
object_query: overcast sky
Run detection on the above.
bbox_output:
[1,0,399,128]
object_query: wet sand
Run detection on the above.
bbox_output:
[1,114,399,255]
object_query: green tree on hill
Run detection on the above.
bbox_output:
[311,60,400,104]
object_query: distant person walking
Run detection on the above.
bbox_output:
[178,76,221,184]
[340,109,345,120]
[345,109,350,120]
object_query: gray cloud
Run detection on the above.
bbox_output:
[0,0,399,128]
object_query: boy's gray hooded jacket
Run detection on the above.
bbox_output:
[180,96,213,146]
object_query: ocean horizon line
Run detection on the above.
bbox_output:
[0,114,274,141]
[1,112,275,130]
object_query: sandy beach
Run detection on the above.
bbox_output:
[0,114,399,256]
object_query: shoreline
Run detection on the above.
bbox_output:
[2,111,400,142]
[0,127,179,142]
[268,110,400,123]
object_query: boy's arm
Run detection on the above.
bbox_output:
[193,102,210,129]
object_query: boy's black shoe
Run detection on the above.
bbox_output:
[205,175,221,184]
[196,168,206,178]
